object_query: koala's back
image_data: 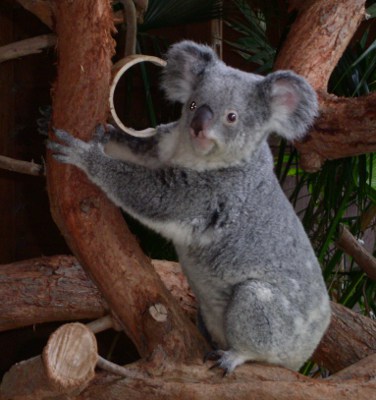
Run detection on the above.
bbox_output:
[173,142,330,369]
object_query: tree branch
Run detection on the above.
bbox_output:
[77,356,376,400]
[335,224,376,281]
[312,302,376,373]
[15,0,55,29]
[274,0,374,171]
[1,255,375,375]
[0,34,56,64]
[47,0,205,364]
[295,91,376,172]
[275,0,366,91]
[0,256,194,332]
[0,154,44,176]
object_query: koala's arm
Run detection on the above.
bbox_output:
[48,128,212,224]
[102,122,179,168]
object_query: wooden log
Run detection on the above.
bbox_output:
[47,0,205,364]
[312,302,376,373]
[76,358,376,400]
[0,257,194,332]
[1,256,375,375]
[329,353,376,381]
[0,255,108,332]
[0,323,98,399]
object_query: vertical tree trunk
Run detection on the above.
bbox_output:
[47,0,205,365]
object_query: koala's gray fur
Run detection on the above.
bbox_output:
[49,41,331,373]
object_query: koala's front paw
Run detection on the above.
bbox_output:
[205,349,247,376]
[47,129,93,168]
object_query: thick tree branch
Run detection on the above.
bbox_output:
[275,0,374,171]
[0,255,108,332]
[77,357,376,400]
[0,257,194,332]
[275,0,366,91]
[47,0,205,364]
[1,255,375,375]
[312,302,376,373]
[296,91,376,171]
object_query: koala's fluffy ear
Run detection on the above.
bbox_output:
[161,41,217,103]
[258,71,318,140]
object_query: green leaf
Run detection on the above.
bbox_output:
[366,3,376,19]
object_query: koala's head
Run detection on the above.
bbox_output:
[161,41,318,167]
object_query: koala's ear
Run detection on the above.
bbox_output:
[258,71,318,140]
[161,41,217,103]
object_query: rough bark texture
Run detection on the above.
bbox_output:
[0,256,196,332]
[1,256,376,376]
[76,358,376,400]
[296,91,376,171]
[0,255,108,332]
[275,0,365,91]
[312,302,376,373]
[47,0,205,365]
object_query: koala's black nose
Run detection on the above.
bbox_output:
[190,105,213,136]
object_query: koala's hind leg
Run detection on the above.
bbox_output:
[213,280,303,373]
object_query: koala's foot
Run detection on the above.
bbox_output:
[204,349,247,375]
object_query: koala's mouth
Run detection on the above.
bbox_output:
[189,129,216,155]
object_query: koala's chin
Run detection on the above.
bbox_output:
[189,129,217,156]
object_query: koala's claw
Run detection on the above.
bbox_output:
[47,128,91,167]
[204,349,246,376]
[204,350,229,376]
[203,350,224,363]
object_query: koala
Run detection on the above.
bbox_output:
[48,41,331,373]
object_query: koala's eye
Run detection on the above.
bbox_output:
[189,101,197,111]
[226,112,237,123]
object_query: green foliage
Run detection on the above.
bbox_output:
[225,0,283,72]
[140,0,223,31]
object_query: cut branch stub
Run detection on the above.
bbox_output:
[0,323,97,399]
[109,55,166,137]
[42,323,98,391]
